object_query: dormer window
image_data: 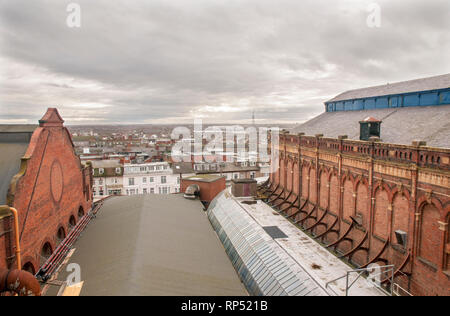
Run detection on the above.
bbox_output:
[359,117,382,141]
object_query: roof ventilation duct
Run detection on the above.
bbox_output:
[184,184,200,200]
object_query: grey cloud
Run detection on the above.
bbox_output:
[0,0,449,124]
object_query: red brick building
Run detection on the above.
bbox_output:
[180,175,226,207]
[0,108,93,274]
[261,75,450,296]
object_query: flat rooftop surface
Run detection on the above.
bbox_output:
[233,194,386,296]
[53,194,246,296]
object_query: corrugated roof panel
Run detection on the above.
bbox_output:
[207,191,329,296]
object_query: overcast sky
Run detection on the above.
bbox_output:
[0,0,449,125]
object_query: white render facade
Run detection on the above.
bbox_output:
[91,160,124,200]
[93,175,123,198]
[123,162,180,195]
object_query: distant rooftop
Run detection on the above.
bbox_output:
[184,174,225,183]
[51,194,246,296]
[0,124,37,133]
[90,159,121,168]
[172,162,195,174]
[327,73,450,103]
[0,124,37,143]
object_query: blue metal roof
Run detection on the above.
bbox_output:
[325,74,450,112]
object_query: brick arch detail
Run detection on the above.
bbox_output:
[21,258,37,274]
[373,185,391,240]
[417,201,442,268]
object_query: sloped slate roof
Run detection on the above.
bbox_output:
[0,125,36,205]
[327,73,450,103]
[292,104,450,148]
[0,125,37,133]
[0,143,29,205]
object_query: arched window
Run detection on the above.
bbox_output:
[40,242,53,266]
[57,227,66,243]
[69,215,77,230]
[78,206,84,219]
[22,262,35,275]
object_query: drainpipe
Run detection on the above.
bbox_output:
[0,205,41,296]
[0,206,21,269]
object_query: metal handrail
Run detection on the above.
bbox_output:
[325,264,395,296]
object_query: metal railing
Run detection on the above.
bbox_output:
[391,270,413,296]
[325,264,394,296]
[393,283,413,296]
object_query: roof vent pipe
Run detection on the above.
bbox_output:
[184,184,200,200]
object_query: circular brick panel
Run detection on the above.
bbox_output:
[50,160,64,203]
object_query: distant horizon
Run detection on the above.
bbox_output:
[66,122,297,127]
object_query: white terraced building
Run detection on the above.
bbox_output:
[123,162,181,195]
